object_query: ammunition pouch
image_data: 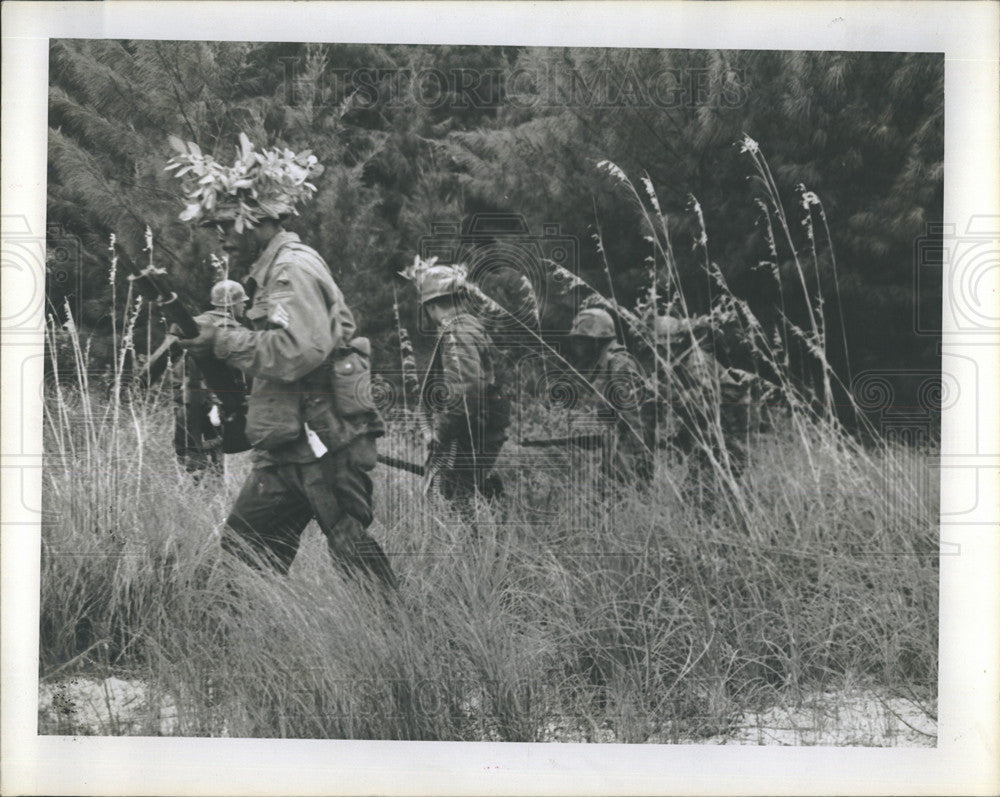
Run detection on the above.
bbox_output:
[298,337,379,455]
[484,384,511,446]
[331,337,378,418]
[245,338,381,455]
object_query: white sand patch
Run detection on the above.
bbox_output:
[39,677,179,736]
[541,689,936,746]
[38,677,935,745]
[692,689,937,746]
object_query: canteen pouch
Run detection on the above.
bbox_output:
[331,337,378,418]
[296,337,380,455]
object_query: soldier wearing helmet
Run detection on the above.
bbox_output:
[210,279,249,313]
[171,136,396,592]
[169,280,250,481]
[566,306,654,486]
[408,259,510,509]
[658,307,764,482]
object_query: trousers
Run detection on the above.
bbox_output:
[224,435,396,589]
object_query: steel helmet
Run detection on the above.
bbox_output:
[416,264,467,305]
[569,307,616,339]
[210,279,249,308]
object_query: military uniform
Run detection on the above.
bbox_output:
[171,349,223,479]
[170,308,246,480]
[566,307,655,488]
[669,341,756,476]
[422,310,511,505]
[591,341,655,486]
[211,231,394,586]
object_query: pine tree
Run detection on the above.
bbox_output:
[46,42,942,385]
[438,48,943,381]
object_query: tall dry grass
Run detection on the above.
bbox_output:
[39,150,937,741]
[39,371,937,740]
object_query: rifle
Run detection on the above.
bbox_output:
[136,333,178,388]
[127,262,251,453]
[377,453,425,476]
[519,432,609,449]
[376,440,457,495]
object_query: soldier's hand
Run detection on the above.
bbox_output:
[177,317,217,356]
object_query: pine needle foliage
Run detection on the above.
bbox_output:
[48,42,940,397]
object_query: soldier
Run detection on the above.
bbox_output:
[171,352,223,480]
[172,137,396,590]
[170,279,249,481]
[412,262,510,509]
[656,311,762,478]
[565,307,655,487]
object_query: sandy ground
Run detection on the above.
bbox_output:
[690,689,936,746]
[39,677,179,736]
[39,677,935,745]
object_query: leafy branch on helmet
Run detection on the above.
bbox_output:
[165,132,324,232]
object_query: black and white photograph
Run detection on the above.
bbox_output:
[2,2,998,795]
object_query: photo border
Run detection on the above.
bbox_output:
[3,2,998,795]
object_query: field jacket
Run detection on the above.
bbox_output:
[591,341,654,482]
[213,231,372,465]
[421,311,510,450]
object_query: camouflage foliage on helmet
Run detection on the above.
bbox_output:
[399,255,468,305]
[166,133,324,232]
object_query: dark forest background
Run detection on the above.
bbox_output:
[46,41,943,406]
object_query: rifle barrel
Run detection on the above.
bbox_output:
[377,453,425,476]
[519,433,607,449]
